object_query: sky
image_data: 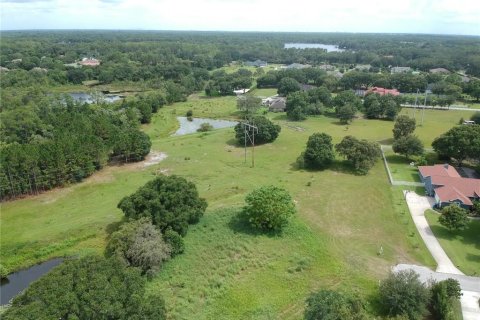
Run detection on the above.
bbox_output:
[1,0,480,35]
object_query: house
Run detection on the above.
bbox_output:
[286,63,311,69]
[318,64,335,71]
[245,60,267,67]
[429,68,450,74]
[391,67,411,74]
[263,97,286,112]
[233,88,250,95]
[327,70,343,79]
[365,87,400,96]
[418,164,480,209]
[79,57,101,67]
[355,64,371,71]
[0,66,9,72]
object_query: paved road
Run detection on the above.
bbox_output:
[402,104,479,112]
[401,192,480,319]
[403,191,464,275]
[394,264,480,320]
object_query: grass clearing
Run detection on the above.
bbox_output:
[2,100,473,318]
[247,88,278,97]
[383,148,422,183]
[425,210,480,276]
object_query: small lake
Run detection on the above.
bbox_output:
[173,117,238,136]
[284,43,345,52]
[69,92,123,104]
[1,258,63,305]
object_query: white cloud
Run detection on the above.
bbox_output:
[1,0,479,35]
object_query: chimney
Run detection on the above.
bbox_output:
[444,164,449,169]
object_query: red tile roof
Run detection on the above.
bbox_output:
[366,87,400,96]
[418,164,461,178]
[420,165,480,206]
[430,176,480,205]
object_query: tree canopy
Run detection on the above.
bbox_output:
[303,133,335,170]
[336,136,381,174]
[304,290,368,320]
[2,256,166,320]
[118,175,207,236]
[392,135,424,159]
[439,205,470,231]
[234,116,281,145]
[393,116,416,140]
[241,185,296,231]
[432,125,480,164]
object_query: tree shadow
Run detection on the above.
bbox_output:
[271,113,288,121]
[104,217,128,240]
[378,138,394,145]
[227,213,282,238]
[226,138,240,147]
[330,160,361,175]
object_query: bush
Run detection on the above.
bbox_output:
[242,185,296,231]
[234,116,281,145]
[335,135,381,174]
[197,122,214,132]
[439,205,470,231]
[303,133,335,170]
[106,219,171,274]
[2,256,166,320]
[163,228,185,256]
[429,279,462,320]
[186,109,193,117]
[118,175,207,236]
[0,264,9,279]
[379,270,430,320]
[304,289,368,320]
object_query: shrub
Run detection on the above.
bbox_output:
[304,289,368,320]
[303,133,335,170]
[2,256,166,320]
[0,264,9,279]
[106,219,171,274]
[186,109,193,117]
[234,116,281,145]
[242,185,296,231]
[439,205,470,231]
[197,122,214,132]
[335,135,381,174]
[429,279,462,320]
[118,175,207,236]
[163,228,185,256]
[392,135,424,160]
[379,270,430,319]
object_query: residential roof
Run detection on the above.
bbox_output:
[366,87,400,96]
[418,164,461,179]
[431,176,480,206]
[429,68,450,74]
[287,63,311,69]
[300,84,316,91]
[419,164,480,206]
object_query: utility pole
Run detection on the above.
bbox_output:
[241,120,258,168]
[421,90,427,126]
[413,89,419,120]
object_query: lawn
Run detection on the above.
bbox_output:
[247,88,278,97]
[2,99,471,318]
[383,148,422,183]
[425,210,480,276]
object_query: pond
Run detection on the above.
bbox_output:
[0,258,63,305]
[284,43,345,52]
[173,117,238,136]
[69,92,123,104]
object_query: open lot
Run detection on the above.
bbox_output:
[1,100,475,318]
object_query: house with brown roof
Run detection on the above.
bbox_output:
[418,164,480,209]
[365,87,400,96]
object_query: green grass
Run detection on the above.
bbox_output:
[383,148,422,183]
[247,88,278,97]
[3,98,472,318]
[425,210,480,276]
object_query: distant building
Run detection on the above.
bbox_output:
[365,87,400,96]
[11,58,22,64]
[263,96,286,112]
[286,63,311,69]
[0,66,9,72]
[79,57,101,67]
[429,68,450,74]
[327,70,343,79]
[31,67,48,73]
[355,64,371,71]
[391,66,411,74]
[233,88,250,95]
[245,60,267,67]
[419,164,480,209]
[318,64,335,71]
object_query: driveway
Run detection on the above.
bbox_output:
[403,191,463,275]
[401,191,480,319]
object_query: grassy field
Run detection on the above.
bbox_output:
[425,210,480,276]
[247,88,278,97]
[2,99,474,318]
[383,148,422,183]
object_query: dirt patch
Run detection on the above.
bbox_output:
[142,151,168,167]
